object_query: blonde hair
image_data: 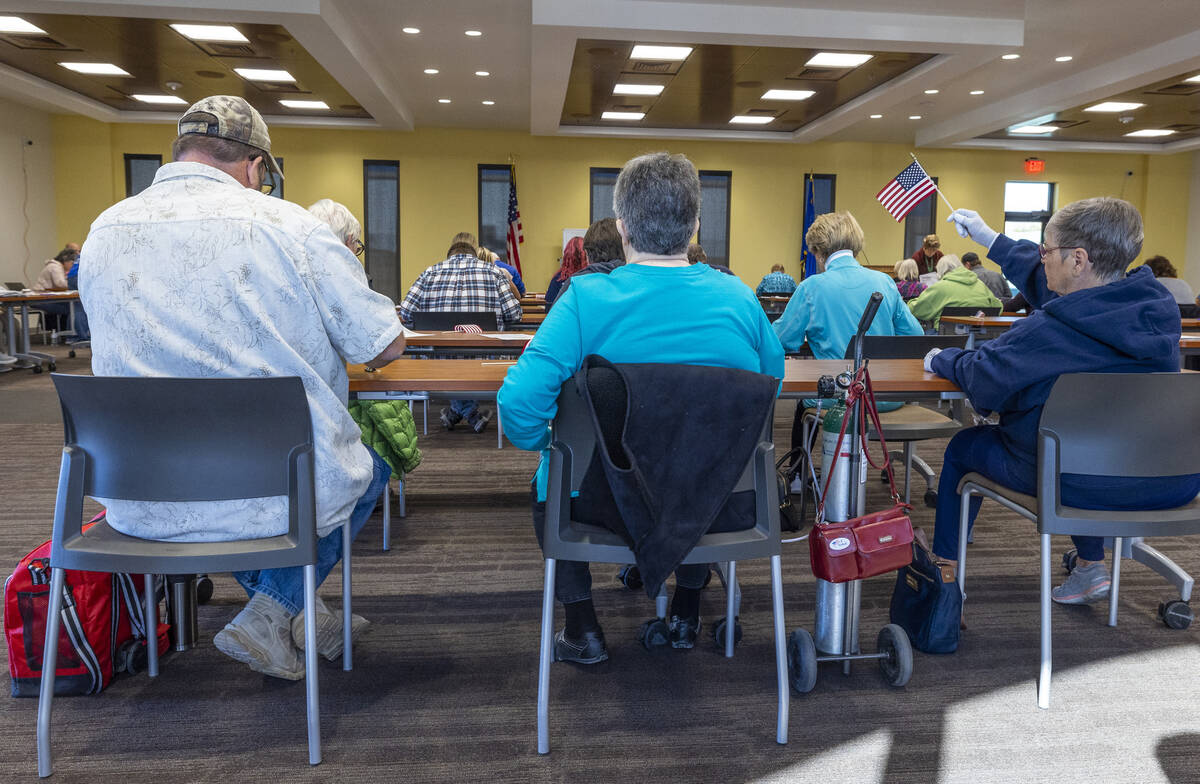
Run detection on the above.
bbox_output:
[306,199,361,247]
[805,211,864,259]
[894,259,919,281]
[936,254,962,278]
[476,246,500,263]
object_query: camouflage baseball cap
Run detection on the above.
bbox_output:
[177,95,284,181]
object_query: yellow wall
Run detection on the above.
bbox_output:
[52,116,1196,292]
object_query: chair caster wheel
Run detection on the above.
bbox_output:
[196,576,214,604]
[711,616,742,649]
[1062,549,1078,574]
[878,624,913,687]
[32,365,42,374]
[1159,600,1193,630]
[637,618,670,649]
[48,363,56,371]
[68,350,76,358]
[787,628,817,694]
[616,565,642,591]
[923,489,937,508]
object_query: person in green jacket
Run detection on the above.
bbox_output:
[908,254,1003,328]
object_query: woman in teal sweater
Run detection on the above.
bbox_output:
[498,152,785,664]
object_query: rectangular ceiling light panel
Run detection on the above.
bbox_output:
[0,16,45,34]
[613,83,665,96]
[60,62,131,76]
[132,94,187,104]
[1083,101,1145,112]
[1009,125,1057,134]
[169,24,248,42]
[602,111,645,120]
[730,115,774,124]
[1125,129,1175,137]
[279,99,330,109]
[805,52,873,68]
[234,67,295,82]
[630,45,692,60]
[762,89,815,100]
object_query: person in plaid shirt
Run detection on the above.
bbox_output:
[399,232,521,432]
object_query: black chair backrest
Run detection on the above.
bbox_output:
[412,310,494,330]
[1039,372,1200,478]
[844,334,969,360]
[51,375,313,502]
[939,306,1002,318]
[1180,303,1199,319]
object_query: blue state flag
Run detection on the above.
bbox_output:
[800,174,816,279]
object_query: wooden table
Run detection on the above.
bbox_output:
[0,290,79,372]
[1181,334,1200,367]
[518,296,546,310]
[513,312,546,329]
[1183,318,1200,330]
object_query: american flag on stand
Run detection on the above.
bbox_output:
[505,169,524,276]
[876,160,937,221]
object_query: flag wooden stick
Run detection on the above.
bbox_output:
[910,152,955,213]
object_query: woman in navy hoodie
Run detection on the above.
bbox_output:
[928,198,1200,604]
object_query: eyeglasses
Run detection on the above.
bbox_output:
[1038,243,1079,259]
[352,239,366,257]
[253,157,278,196]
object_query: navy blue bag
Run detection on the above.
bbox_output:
[890,541,961,654]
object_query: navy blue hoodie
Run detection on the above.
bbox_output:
[933,236,1198,501]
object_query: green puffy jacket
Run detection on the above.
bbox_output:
[907,267,1003,328]
[348,400,421,479]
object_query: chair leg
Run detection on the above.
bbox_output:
[957,489,972,600]
[1108,536,1122,628]
[537,558,556,755]
[144,574,159,677]
[1037,533,1052,709]
[770,554,788,745]
[381,484,391,552]
[496,406,503,449]
[343,521,353,672]
[37,568,66,778]
[903,442,913,505]
[725,561,737,658]
[398,477,407,518]
[304,564,322,765]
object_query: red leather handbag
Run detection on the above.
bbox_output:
[809,364,915,584]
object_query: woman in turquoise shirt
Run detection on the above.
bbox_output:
[498,152,785,664]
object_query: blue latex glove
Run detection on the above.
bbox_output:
[947,209,998,250]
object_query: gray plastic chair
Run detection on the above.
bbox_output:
[37,375,347,776]
[536,371,788,754]
[955,372,1200,708]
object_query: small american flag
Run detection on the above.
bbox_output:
[876,161,937,221]
[505,171,524,276]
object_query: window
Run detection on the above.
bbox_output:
[1004,181,1055,244]
[810,173,836,216]
[589,167,619,224]
[697,170,732,267]
[124,154,161,197]
[903,177,938,258]
[478,164,513,262]
[363,160,400,301]
[268,157,284,199]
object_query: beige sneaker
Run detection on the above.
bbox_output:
[214,593,305,680]
[291,594,370,662]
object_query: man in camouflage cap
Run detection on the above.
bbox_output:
[79,95,407,679]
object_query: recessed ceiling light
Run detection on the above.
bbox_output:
[869,114,883,119]
[464,30,482,37]
[1186,74,1200,83]
[279,99,329,109]
[613,83,665,96]
[1001,53,1021,60]
[806,52,873,68]
[1125,129,1176,137]
[923,89,939,95]
[60,62,132,76]
[475,70,490,77]
[970,90,985,95]
[730,115,774,124]
[0,16,46,34]
[437,98,451,104]
[1084,101,1145,112]
[909,115,922,120]
[761,89,815,100]
[1055,55,1073,62]
[402,27,420,34]
[482,100,495,105]
[169,24,248,43]
[602,111,645,120]
[233,68,295,82]
[423,68,439,74]
[132,94,187,104]
[1010,125,1058,134]
[630,45,692,60]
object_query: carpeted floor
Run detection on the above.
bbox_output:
[1,346,1198,783]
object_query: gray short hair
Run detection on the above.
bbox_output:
[1047,197,1143,281]
[613,152,700,256]
[307,199,361,247]
[936,254,961,278]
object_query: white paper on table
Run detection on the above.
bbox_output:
[480,333,533,340]
[401,325,432,337]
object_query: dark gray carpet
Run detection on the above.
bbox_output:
[1,350,1198,783]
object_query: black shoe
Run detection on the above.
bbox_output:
[668,615,701,649]
[553,628,609,664]
[468,408,493,434]
[439,406,462,431]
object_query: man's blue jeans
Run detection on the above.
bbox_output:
[450,399,478,419]
[233,446,389,614]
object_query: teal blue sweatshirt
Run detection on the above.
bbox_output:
[497,262,786,500]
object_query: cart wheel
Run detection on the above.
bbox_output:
[711,616,743,649]
[637,618,670,650]
[1159,600,1193,630]
[923,489,937,508]
[616,565,643,591]
[879,469,889,484]
[48,362,56,372]
[1061,549,1078,574]
[878,624,913,687]
[787,628,818,694]
[68,350,76,358]
[196,576,214,605]
[32,365,42,374]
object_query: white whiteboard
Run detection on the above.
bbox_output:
[562,228,587,251]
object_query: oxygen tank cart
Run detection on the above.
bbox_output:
[787,293,914,694]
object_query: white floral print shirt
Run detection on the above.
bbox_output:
[81,161,403,541]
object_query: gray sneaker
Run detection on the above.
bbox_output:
[214,593,305,680]
[1052,562,1111,605]
[469,408,493,434]
[291,594,370,662]
[439,406,462,431]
